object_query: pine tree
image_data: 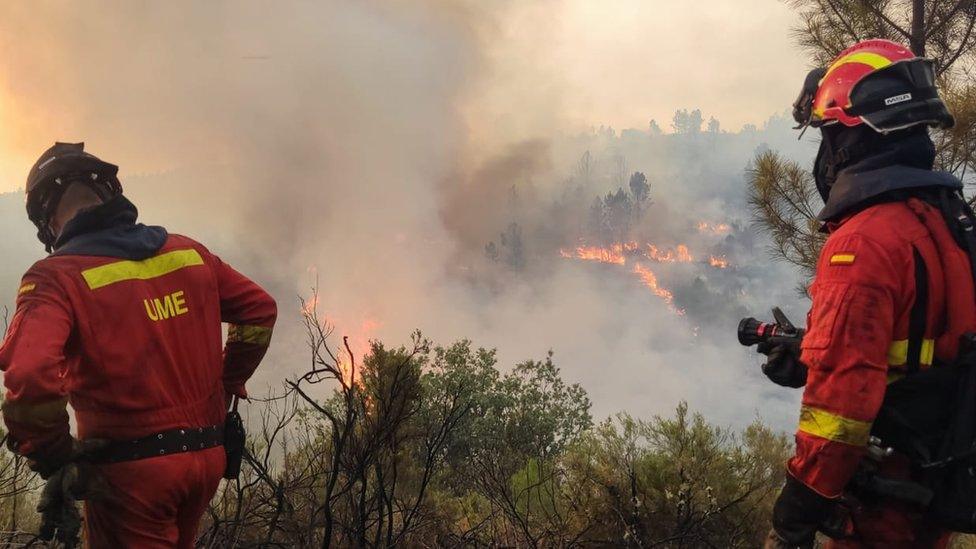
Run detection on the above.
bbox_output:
[629,172,651,206]
[672,109,704,134]
[500,222,525,270]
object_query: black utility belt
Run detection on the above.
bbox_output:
[90,425,224,464]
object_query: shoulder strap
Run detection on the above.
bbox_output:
[907,247,929,374]
[950,195,976,289]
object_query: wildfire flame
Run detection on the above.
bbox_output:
[559,240,696,314]
[335,318,381,385]
[708,255,730,269]
[561,244,626,265]
[697,221,731,235]
[644,243,693,263]
[558,237,735,312]
[299,293,380,386]
[632,263,684,315]
[560,241,694,265]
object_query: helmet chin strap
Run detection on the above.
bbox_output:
[813,126,878,202]
[813,140,833,203]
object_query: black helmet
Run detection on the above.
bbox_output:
[25,142,122,251]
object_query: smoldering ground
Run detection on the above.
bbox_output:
[0,1,815,430]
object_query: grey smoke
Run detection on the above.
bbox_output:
[0,1,819,433]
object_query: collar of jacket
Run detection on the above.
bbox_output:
[817,163,962,223]
[51,194,168,259]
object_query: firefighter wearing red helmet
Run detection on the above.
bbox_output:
[761,39,972,548]
[0,143,277,547]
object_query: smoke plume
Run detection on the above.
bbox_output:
[0,1,814,430]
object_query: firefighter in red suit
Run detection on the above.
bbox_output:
[0,142,277,548]
[760,40,973,547]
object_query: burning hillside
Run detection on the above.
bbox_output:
[558,235,733,314]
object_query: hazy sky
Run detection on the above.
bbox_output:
[0,0,806,193]
[471,0,806,143]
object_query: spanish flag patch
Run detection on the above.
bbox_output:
[18,282,35,295]
[830,253,856,266]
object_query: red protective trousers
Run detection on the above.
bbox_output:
[85,447,225,548]
[0,232,277,547]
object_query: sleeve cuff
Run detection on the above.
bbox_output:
[789,430,867,498]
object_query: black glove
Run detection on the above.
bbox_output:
[37,467,82,547]
[757,340,807,388]
[27,437,110,478]
[23,433,75,479]
[35,439,112,548]
[771,475,840,547]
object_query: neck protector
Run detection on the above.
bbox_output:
[52,195,168,259]
[816,128,961,221]
[814,125,936,203]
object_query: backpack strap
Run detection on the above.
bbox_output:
[907,247,929,375]
[931,189,976,354]
[952,196,976,288]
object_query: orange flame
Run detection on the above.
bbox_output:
[560,242,694,265]
[300,294,380,386]
[335,317,381,386]
[632,263,685,315]
[697,221,731,235]
[558,241,695,315]
[644,244,693,263]
[559,245,626,264]
[708,255,730,269]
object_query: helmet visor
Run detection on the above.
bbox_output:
[845,58,953,131]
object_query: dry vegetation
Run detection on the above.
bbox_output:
[0,297,791,548]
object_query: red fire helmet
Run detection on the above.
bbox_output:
[793,39,954,133]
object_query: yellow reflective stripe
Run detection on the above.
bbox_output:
[798,405,872,446]
[1,397,69,429]
[888,340,907,364]
[17,282,35,295]
[227,324,273,346]
[921,339,935,366]
[82,249,204,290]
[830,253,856,265]
[825,51,893,78]
[887,339,935,366]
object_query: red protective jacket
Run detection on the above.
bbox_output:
[791,196,976,498]
[0,228,277,457]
